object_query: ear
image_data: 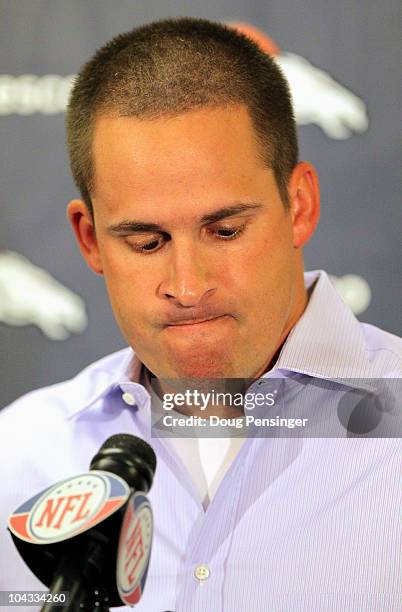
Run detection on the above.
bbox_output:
[288,161,320,249]
[66,199,103,275]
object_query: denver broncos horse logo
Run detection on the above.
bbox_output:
[228,22,368,139]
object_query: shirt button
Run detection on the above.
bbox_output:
[194,564,210,581]
[122,392,136,406]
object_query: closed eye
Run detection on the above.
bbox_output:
[125,233,170,254]
[211,224,246,239]
[124,223,247,254]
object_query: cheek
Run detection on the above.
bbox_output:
[100,242,133,277]
[101,243,147,292]
[232,231,295,312]
[244,230,292,275]
[100,250,152,323]
[105,278,151,349]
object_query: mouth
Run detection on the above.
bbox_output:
[165,315,229,329]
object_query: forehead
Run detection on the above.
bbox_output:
[89,105,278,225]
[92,105,267,185]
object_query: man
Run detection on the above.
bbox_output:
[1,17,401,612]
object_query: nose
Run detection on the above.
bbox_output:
[157,238,217,307]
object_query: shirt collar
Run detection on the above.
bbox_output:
[272,270,377,390]
[68,269,377,418]
[65,347,144,419]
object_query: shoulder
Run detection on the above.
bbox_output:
[360,322,401,355]
[359,322,402,375]
[0,346,132,426]
[0,347,133,513]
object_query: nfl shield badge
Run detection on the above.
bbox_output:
[8,470,130,544]
[116,491,153,605]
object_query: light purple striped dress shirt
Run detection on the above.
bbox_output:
[1,270,401,611]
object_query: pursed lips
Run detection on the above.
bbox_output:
[165,314,228,327]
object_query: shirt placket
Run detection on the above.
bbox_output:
[174,446,247,612]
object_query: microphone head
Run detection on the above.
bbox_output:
[98,433,157,473]
[90,433,157,493]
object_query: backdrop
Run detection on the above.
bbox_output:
[1,0,401,408]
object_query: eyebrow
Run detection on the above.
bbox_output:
[107,203,263,235]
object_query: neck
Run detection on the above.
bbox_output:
[253,278,309,379]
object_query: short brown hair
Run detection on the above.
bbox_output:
[66,17,298,216]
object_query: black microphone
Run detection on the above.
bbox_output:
[8,434,157,611]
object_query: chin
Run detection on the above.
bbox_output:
[167,352,236,379]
